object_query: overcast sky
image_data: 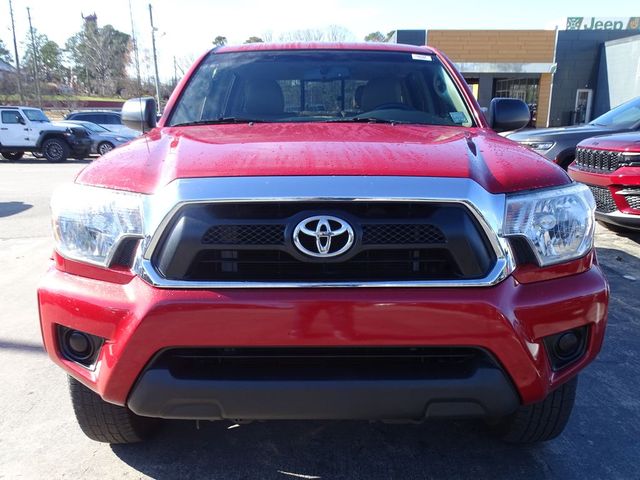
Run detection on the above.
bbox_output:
[0,0,636,81]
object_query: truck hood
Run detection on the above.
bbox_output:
[578,132,640,152]
[76,123,570,195]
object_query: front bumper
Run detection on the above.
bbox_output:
[67,137,91,157]
[569,165,640,230]
[38,262,608,419]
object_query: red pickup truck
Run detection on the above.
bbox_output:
[38,43,608,445]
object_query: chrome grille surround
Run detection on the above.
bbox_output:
[134,176,516,288]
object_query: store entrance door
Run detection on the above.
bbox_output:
[574,89,593,124]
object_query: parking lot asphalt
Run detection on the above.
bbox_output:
[1,158,639,479]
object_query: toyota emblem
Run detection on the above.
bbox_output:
[293,215,355,258]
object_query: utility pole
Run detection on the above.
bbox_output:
[8,0,24,103]
[26,7,42,108]
[173,55,177,87]
[148,3,161,111]
[129,0,141,90]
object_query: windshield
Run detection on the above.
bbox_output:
[24,109,50,122]
[590,97,640,128]
[79,122,109,133]
[169,50,474,127]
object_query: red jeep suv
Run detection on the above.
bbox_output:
[569,132,640,231]
[38,43,608,444]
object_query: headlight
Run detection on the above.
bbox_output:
[503,183,595,266]
[521,141,554,151]
[51,184,144,266]
[620,152,640,167]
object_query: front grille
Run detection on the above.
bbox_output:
[200,223,446,246]
[202,224,285,245]
[588,185,617,213]
[152,347,487,381]
[362,224,445,245]
[574,148,622,172]
[188,248,459,282]
[153,202,496,283]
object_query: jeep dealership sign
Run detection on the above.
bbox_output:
[566,17,640,30]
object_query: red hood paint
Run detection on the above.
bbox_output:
[578,132,640,153]
[76,123,570,195]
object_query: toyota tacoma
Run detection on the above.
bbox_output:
[38,43,608,444]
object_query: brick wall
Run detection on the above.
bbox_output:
[427,30,556,63]
[536,73,552,127]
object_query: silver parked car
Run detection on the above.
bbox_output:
[56,120,137,155]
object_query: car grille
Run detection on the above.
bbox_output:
[588,185,617,213]
[574,148,622,172]
[151,347,489,381]
[201,223,446,246]
[152,202,495,283]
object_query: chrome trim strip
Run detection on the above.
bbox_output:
[135,176,514,288]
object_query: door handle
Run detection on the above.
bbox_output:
[0,127,8,130]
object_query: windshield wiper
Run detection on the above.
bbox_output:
[327,117,409,124]
[172,117,266,127]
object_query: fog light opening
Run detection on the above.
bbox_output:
[57,325,103,367]
[66,331,94,361]
[543,326,588,371]
[555,332,580,358]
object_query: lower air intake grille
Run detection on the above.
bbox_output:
[588,185,617,213]
[153,347,487,381]
[625,195,640,210]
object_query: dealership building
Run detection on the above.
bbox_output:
[392,18,640,127]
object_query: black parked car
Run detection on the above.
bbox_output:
[507,96,640,168]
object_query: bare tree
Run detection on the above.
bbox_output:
[325,25,353,42]
[279,25,353,42]
[279,28,325,42]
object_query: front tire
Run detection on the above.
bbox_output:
[68,376,159,444]
[492,376,578,444]
[42,138,70,163]
[1,151,24,160]
[97,141,114,155]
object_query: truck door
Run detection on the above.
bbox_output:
[0,110,31,146]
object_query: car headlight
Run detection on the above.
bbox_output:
[503,183,595,266]
[620,152,640,167]
[521,141,555,151]
[51,184,144,266]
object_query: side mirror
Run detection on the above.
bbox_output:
[17,115,26,125]
[121,97,157,133]
[488,98,530,133]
